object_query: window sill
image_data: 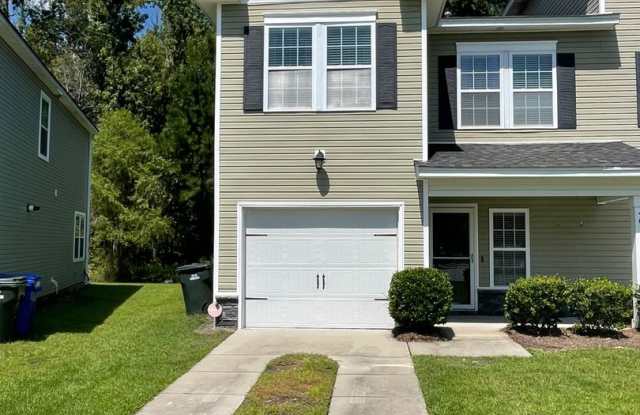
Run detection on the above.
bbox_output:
[38,154,50,162]
[477,286,509,291]
[262,108,377,114]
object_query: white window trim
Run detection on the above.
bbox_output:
[456,41,558,130]
[38,91,52,162]
[73,211,87,262]
[263,14,377,112]
[488,208,531,289]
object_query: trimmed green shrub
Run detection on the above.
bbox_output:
[388,268,453,329]
[504,276,571,331]
[570,278,633,332]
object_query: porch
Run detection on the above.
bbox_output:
[417,142,640,323]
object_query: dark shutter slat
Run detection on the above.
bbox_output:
[243,26,264,112]
[557,53,576,129]
[636,52,640,127]
[376,23,397,110]
[439,55,457,130]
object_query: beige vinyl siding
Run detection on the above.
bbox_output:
[218,0,422,292]
[433,197,633,286]
[430,0,640,144]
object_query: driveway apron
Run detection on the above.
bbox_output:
[138,329,428,415]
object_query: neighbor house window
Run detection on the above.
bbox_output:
[489,209,530,288]
[264,17,375,111]
[457,42,557,129]
[38,92,52,161]
[73,212,86,262]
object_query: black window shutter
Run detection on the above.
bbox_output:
[438,56,457,130]
[557,53,576,129]
[636,52,640,127]
[376,23,397,110]
[243,26,264,112]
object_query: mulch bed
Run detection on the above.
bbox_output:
[507,327,640,351]
[392,326,454,342]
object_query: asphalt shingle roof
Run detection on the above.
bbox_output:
[417,142,640,169]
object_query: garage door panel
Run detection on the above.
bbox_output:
[244,207,399,329]
[246,299,393,329]
[246,268,319,298]
[322,268,396,298]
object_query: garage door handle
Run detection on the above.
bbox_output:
[374,298,389,301]
[316,274,319,289]
[322,274,326,290]
[246,297,268,300]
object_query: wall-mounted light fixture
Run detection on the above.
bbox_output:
[313,149,327,170]
[26,204,41,213]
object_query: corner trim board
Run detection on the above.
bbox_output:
[213,3,222,298]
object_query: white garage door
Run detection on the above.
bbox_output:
[244,207,398,329]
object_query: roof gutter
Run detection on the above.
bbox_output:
[434,13,620,33]
[0,15,97,135]
[414,166,640,179]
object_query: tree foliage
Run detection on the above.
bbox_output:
[92,110,174,280]
[444,0,509,17]
[10,0,215,280]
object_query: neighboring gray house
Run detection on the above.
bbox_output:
[196,0,640,329]
[0,14,96,296]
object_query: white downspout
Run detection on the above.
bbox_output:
[212,2,222,327]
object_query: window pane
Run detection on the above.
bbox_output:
[40,128,48,156]
[460,55,500,91]
[326,25,371,67]
[74,239,80,260]
[513,92,553,126]
[460,92,500,127]
[513,54,553,91]
[494,251,527,286]
[268,69,312,110]
[41,98,50,127]
[269,27,312,68]
[327,68,371,109]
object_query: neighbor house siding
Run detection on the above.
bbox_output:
[433,197,632,287]
[522,0,600,16]
[0,38,90,296]
[430,0,640,144]
[218,0,422,292]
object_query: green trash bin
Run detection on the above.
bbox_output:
[176,263,213,314]
[0,287,21,342]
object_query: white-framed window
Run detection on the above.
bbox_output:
[263,13,376,112]
[38,91,52,161]
[73,211,86,262]
[457,42,557,129]
[489,209,530,288]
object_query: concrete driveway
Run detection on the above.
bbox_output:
[139,329,427,415]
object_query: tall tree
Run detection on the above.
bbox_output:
[92,110,174,280]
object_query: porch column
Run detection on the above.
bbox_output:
[423,179,430,268]
[633,196,640,328]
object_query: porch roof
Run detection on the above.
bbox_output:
[417,142,640,170]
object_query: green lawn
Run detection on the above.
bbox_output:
[235,354,338,415]
[414,348,640,415]
[0,283,230,415]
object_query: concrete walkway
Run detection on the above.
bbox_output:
[139,329,428,415]
[409,322,531,357]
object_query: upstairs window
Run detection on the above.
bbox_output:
[267,27,313,110]
[264,17,376,112]
[38,92,51,161]
[457,42,557,129]
[73,212,86,262]
[326,25,373,110]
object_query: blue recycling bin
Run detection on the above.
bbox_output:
[13,274,42,338]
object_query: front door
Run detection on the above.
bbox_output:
[431,208,476,310]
